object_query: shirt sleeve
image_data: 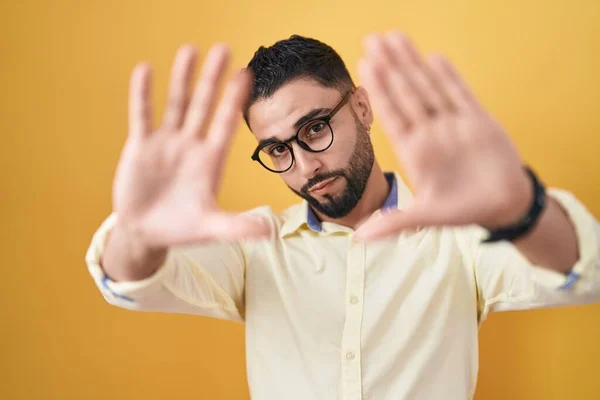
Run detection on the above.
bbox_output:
[462,188,600,322]
[85,213,253,323]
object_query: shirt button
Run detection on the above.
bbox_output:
[349,296,359,305]
[346,352,355,361]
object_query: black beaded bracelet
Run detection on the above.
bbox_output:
[482,166,547,243]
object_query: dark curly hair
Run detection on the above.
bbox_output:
[244,35,355,126]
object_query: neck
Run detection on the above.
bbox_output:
[314,162,390,230]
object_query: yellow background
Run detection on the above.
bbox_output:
[2,0,599,399]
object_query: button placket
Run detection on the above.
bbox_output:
[340,241,366,399]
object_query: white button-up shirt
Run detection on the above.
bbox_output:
[86,173,600,399]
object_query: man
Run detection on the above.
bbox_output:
[86,33,600,399]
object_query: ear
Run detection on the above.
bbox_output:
[350,86,374,131]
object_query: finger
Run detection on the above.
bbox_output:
[128,63,153,138]
[427,53,479,113]
[206,69,252,152]
[183,44,231,138]
[358,58,408,136]
[202,212,272,241]
[203,70,252,193]
[161,45,198,130]
[364,35,424,124]
[386,32,452,114]
[365,34,425,120]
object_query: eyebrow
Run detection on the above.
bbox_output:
[256,107,332,149]
[294,107,331,130]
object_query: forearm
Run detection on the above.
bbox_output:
[101,221,168,282]
[513,196,579,274]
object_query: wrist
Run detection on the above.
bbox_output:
[102,219,168,282]
[482,170,533,230]
[481,166,547,243]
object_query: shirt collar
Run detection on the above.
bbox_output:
[279,172,413,238]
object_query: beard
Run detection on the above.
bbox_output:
[289,118,375,219]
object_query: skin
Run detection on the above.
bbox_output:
[247,81,388,228]
[354,32,578,273]
[102,32,578,283]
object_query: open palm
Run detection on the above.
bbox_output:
[113,44,270,247]
[355,32,532,240]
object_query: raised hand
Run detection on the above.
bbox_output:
[112,44,271,247]
[355,32,533,240]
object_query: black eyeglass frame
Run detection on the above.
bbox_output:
[250,88,355,173]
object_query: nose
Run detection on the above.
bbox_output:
[291,142,322,179]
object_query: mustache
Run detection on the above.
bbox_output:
[302,170,346,194]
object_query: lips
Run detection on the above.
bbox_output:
[309,176,338,192]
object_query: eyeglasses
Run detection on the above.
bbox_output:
[251,89,354,173]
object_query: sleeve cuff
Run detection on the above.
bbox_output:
[527,188,600,290]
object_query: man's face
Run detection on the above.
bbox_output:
[247,79,375,219]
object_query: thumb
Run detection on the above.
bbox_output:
[354,205,431,241]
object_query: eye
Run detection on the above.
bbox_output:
[267,144,289,157]
[307,122,326,136]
